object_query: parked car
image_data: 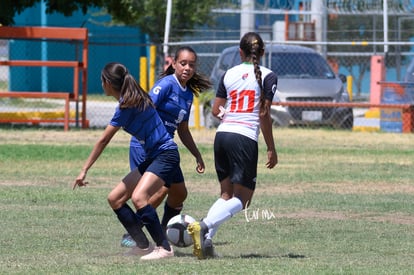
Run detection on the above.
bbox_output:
[205,44,353,129]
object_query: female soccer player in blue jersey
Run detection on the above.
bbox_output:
[121,46,212,247]
[73,62,179,260]
[188,32,279,259]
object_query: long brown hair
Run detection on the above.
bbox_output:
[160,46,212,96]
[239,32,267,115]
[101,62,154,110]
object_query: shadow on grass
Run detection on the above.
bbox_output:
[282,253,306,258]
[174,240,307,259]
[239,252,306,259]
[173,241,230,258]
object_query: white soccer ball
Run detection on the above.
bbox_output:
[166,214,196,247]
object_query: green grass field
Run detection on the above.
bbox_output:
[0,128,413,274]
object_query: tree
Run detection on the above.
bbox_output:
[105,0,220,43]
[0,0,221,43]
[0,0,102,26]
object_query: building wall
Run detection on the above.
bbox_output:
[11,4,147,94]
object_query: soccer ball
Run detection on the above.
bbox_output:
[166,214,196,247]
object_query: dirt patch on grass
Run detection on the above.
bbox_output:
[0,129,131,146]
[188,181,414,196]
[188,181,414,225]
[255,182,414,195]
[0,128,216,146]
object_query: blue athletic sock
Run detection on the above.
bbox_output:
[138,204,171,251]
[161,202,182,228]
[113,204,149,249]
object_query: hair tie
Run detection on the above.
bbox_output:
[122,70,129,82]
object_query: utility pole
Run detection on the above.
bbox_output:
[163,0,172,58]
[240,0,255,37]
[383,0,388,53]
[311,0,325,54]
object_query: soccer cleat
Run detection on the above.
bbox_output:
[123,243,154,256]
[140,246,174,260]
[120,233,137,248]
[187,221,208,260]
[203,238,216,258]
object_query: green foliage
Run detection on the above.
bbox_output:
[198,88,215,106]
[0,0,37,26]
[1,0,222,43]
[44,0,102,16]
[0,0,102,26]
[104,0,220,43]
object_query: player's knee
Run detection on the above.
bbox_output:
[220,192,232,200]
[131,193,146,209]
[167,185,187,205]
[180,187,188,201]
[107,193,118,209]
[176,190,187,205]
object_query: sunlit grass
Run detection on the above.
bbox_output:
[0,128,413,274]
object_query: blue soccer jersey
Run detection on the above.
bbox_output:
[149,74,193,135]
[110,104,177,159]
[130,74,194,149]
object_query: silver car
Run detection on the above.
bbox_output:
[207,44,353,129]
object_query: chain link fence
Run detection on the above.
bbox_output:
[1,35,414,132]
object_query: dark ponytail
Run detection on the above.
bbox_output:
[239,32,267,115]
[101,62,153,110]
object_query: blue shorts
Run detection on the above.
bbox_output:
[136,149,180,188]
[129,145,146,171]
[130,145,184,187]
[214,132,258,190]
